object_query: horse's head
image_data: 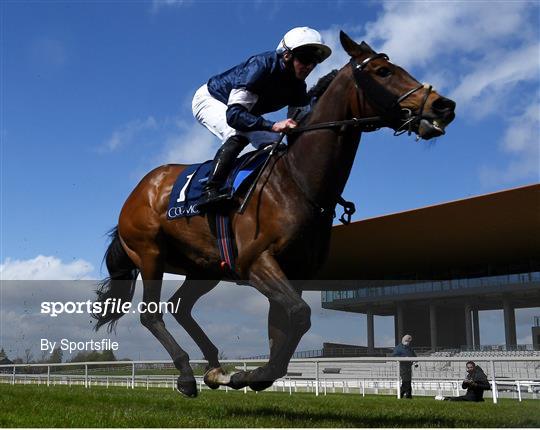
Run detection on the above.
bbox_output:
[340,31,455,140]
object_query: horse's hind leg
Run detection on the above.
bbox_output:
[267,299,291,365]
[138,257,197,397]
[168,278,229,388]
[229,251,310,391]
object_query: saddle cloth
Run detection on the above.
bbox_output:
[167,147,272,219]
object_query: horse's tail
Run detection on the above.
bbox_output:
[93,226,139,333]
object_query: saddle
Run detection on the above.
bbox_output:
[167,144,283,220]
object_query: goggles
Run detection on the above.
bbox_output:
[293,48,322,65]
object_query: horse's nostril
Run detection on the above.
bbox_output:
[432,97,456,112]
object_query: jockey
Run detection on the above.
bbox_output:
[192,26,332,210]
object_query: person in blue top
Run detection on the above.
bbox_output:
[392,334,417,398]
[192,27,332,210]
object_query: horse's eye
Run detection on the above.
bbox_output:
[376,67,392,77]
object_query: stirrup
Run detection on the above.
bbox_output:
[197,188,232,211]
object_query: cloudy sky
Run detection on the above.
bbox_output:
[1,1,539,362]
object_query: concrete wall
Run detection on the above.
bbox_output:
[399,304,467,349]
[437,307,467,348]
[533,326,540,350]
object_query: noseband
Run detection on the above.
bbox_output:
[283,53,433,222]
[350,53,433,137]
[291,53,433,137]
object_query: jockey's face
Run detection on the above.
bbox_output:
[283,51,316,81]
[293,57,316,81]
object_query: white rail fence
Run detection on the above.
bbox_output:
[2,356,539,404]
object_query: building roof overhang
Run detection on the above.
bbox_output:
[314,184,540,284]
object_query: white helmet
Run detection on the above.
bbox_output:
[276,27,332,63]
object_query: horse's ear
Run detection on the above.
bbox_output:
[359,41,376,54]
[340,30,362,56]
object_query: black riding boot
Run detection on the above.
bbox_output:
[197,135,249,211]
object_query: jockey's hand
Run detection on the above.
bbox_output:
[272,118,298,134]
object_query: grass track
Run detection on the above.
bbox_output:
[1,385,539,427]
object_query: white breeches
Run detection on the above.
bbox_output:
[192,84,279,150]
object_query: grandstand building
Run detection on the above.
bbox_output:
[533,317,540,349]
[317,184,540,352]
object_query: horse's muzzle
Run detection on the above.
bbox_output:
[432,96,456,115]
[419,96,456,140]
[418,118,446,139]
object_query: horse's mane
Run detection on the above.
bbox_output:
[286,69,339,145]
[287,69,340,119]
[307,69,339,102]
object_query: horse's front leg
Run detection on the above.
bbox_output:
[228,250,311,391]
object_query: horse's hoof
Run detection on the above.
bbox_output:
[204,367,229,390]
[248,380,274,391]
[226,371,249,390]
[203,376,219,390]
[176,376,198,398]
[248,367,275,391]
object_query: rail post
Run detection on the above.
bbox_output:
[396,360,401,399]
[314,361,319,396]
[517,381,522,402]
[12,366,16,385]
[490,360,497,404]
[131,362,135,389]
[84,364,88,389]
[243,362,247,394]
[47,365,50,387]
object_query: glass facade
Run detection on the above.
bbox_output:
[322,271,540,304]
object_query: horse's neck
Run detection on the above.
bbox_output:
[286,72,362,206]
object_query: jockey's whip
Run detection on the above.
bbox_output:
[237,109,301,214]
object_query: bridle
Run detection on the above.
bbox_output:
[351,52,433,137]
[282,51,435,221]
[290,52,433,139]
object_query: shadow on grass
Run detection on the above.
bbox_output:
[221,405,460,428]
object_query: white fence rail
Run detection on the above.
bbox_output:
[2,356,540,404]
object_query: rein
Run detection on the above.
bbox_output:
[281,51,433,224]
[290,53,433,137]
[281,153,356,225]
[290,116,385,134]
[350,53,433,138]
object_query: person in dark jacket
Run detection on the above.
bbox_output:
[443,361,491,402]
[192,27,332,210]
[392,334,417,398]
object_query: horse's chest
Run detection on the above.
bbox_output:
[276,220,333,277]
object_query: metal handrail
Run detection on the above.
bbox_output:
[3,356,540,404]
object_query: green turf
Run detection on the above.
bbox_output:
[0,384,539,428]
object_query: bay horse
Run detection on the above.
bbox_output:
[94,31,455,397]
